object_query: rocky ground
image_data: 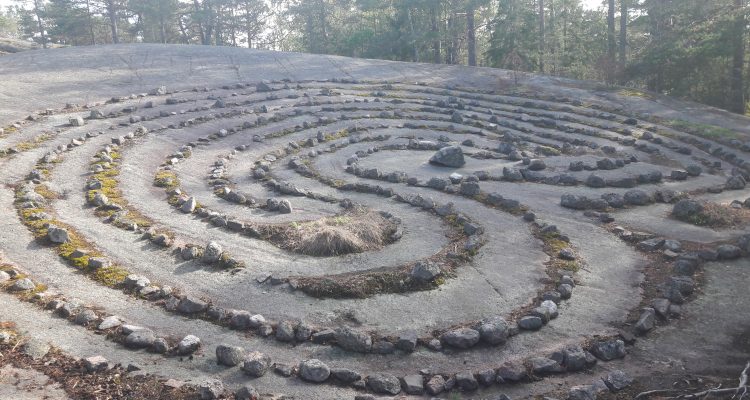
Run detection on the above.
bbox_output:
[0,44,748,400]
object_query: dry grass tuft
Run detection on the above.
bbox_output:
[278,210,397,257]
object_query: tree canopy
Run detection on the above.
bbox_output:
[1,0,748,114]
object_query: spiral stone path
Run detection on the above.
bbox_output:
[0,44,748,399]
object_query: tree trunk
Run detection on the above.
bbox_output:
[538,0,545,73]
[619,0,627,66]
[467,4,476,66]
[106,0,119,44]
[730,0,746,114]
[85,0,95,45]
[33,0,47,49]
[607,0,616,64]
[431,3,440,64]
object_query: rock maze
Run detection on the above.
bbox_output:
[1,47,749,399]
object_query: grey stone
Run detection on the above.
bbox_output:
[74,309,98,326]
[241,351,271,377]
[518,316,543,330]
[151,337,169,354]
[528,159,546,171]
[47,225,70,243]
[496,361,527,382]
[561,194,589,210]
[604,369,633,392]
[651,298,671,318]
[10,278,35,291]
[97,316,122,330]
[455,371,479,391]
[425,375,446,395]
[335,326,372,353]
[672,199,703,219]
[402,374,424,394]
[558,284,573,299]
[177,296,208,314]
[396,331,418,352]
[624,190,651,205]
[372,340,395,354]
[367,373,401,395]
[559,248,575,260]
[717,244,741,259]
[590,339,626,361]
[202,241,223,263]
[726,175,746,190]
[429,145,465,168]
[295,323,313,342]
[181,196,196,213]
[178,335,201,355]
[635,308,656,334]
[199,379,224,400]
[410,261,441,282]
[216,344,245,366]
[278,199,292,214]
[585,174,606,188]
[275,320,297,342]
[530,357,564,374]
[299,359,330,383]
[637,238,665,252]
[460,181,481,196]
[479,316,509,345]
[564,345,594,371]
[233,385,259,400]
[441,327,480,349]
[83,356,108,372]
[331,368,361,383]
[568,385,597,400]
[125,329,156,348]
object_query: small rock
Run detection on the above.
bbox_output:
[198,379,224,400]
[429,145,465,168]
[10,278,35,291]
[234,385,259,400]
[299,359,330,383]
[518,316,543,330]
[455,371,479,391]
[241,351,271,377]
[604,369,633,391]
[441,328,480,349]
[590,339,626,361]
[83,356,108,372]
[178,335,201,355]
[367,373,401,395]
[216,344,245,366]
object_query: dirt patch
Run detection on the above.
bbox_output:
[673,202,750,229]
[0,326,199,400]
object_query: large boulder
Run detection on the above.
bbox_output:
[429,146,465,168]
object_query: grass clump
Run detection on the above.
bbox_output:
[666,119,740,140]
[272,209,398,257]
[154,170,178,189]
[673,201,749,229]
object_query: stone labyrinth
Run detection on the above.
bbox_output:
[0,46,749,399]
